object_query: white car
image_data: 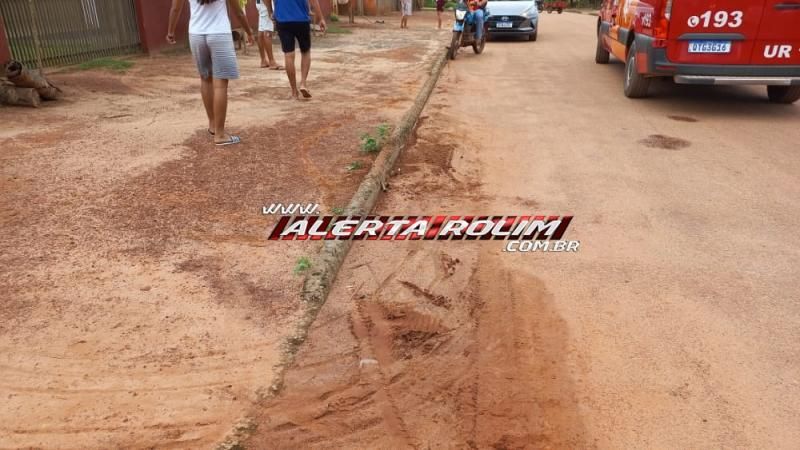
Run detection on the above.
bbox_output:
[486,0,539,41]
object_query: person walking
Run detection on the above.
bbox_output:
[436,0,445,29]
[266,0,326,99]
[167,0,254,146]
[400,0,412,28]
[255,0,282,69]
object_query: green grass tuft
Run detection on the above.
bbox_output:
[325,24,352,34]
[294,256,312,275]
[377,123,391,139]
[346,161,364,172]
[360,133,380,153]
[360,124,392,154]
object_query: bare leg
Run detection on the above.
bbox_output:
[201,77,215,133]
[299,50,311,92]
[283,51,299,98]
[265,32,279,67]
[212,78,230,142]
[348,0,356,23]
[349,0,355,23]
[258,32,268,67]
[437,11,442,29]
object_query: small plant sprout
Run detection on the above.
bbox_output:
[360,133,380,153]
[294,256,312,275]
[346,161,364,171]
[331,206,345,215]
[377,123,391,139]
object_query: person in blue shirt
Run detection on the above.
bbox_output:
[266,0,326,99]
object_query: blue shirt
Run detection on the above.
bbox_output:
[274,0,310,23]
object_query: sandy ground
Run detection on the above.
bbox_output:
[0,16,444,448]
[244,12,800,449]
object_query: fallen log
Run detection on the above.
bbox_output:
[0,85,42,107]
[4,60,61,100]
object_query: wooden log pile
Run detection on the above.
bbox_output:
[0,60,62,108]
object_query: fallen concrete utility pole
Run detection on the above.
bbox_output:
[4,60,61,101]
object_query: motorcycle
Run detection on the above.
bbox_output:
[448,0,489,60]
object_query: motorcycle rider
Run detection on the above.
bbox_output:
[468,0,488,42]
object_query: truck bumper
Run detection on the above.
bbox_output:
[674,75,800,86]
[636,34,800,86]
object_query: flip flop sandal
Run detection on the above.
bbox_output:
[299,87,312,98]
[215,135,241,146]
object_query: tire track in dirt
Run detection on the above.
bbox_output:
[244,73,588,448]
[351,297,416,446]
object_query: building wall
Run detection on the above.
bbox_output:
[317,0,334,18]
[341,0,395,16]
[0,14,11,65]
[134,0,261,54]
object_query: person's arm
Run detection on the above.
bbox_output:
[226,0,255,44]
[166,0,184,44]
[309,0,326,31]
[266,0,274,20]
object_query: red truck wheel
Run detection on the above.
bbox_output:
[624,42,651,98]
[595,31,609,64]
[767,86,800,104]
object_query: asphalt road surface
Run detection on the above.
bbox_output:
[247,11,800,448]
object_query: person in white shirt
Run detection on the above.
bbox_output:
[167,0,254,146]
[256,0,281,69]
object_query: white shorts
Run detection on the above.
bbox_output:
[401,0,412,16]
[256,2,274,32]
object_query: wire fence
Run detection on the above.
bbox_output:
[0,0,141,69]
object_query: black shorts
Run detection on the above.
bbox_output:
[276,21,311,54]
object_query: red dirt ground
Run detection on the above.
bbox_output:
[0,18,444,448]
[243,66,588,449]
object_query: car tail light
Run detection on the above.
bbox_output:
[654,0,671,39]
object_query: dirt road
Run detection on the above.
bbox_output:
[245,12,800,449]
[0,22,442,448]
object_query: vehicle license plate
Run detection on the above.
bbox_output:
[497,22,513,28]
[688,40,732,54]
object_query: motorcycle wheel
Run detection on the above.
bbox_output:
[473,32,486,54]
[449,31,462,60]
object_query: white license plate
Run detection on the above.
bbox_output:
[496,22,513,28]
[688,40,731,54]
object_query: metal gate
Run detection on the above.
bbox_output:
[0,0,141,69]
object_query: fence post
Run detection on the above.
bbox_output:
[26,0,44,72]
